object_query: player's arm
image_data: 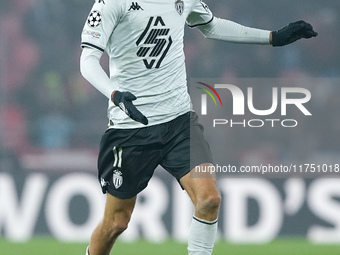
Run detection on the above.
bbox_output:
[80,46,114,99]
[197,18,317,46]
[187,1,271,44]
[196,17,272,44]
[187,1,317,46]
[80,47,148,125]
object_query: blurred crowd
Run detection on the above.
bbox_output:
[0,0,339,170]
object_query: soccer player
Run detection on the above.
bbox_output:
[80,0,317,254]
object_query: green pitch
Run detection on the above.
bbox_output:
[0,238,339,255]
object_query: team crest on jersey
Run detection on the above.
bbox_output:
[87,10,102,28]
[113,170,123,189]
[175,0,184,15]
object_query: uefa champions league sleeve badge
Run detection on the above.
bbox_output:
[87,10,102,28]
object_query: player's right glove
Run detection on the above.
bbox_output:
[271,20,318,47]
[111,91,148,125]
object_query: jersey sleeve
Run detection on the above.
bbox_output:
[186,0,214,28]
[81,0,125,52]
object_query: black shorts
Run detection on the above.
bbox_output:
[97,111,213,199]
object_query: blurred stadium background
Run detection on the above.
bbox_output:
[1,0,340,254]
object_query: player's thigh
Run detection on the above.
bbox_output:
[98,127,161,199]
[161,112,214,181]
[180,164,219,202]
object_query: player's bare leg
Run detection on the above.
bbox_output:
[180,163,221,255]
[87,194,136,255]
[180,162,220,220]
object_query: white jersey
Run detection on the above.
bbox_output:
[81,0,213,128]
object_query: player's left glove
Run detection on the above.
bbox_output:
[111,90,148,125]
[271,20,318,47]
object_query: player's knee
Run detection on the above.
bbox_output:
[103,221,129,241]
[196,191,221,214]
[112,221,129,235]
[103,212,131,237]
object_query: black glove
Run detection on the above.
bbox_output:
[272,20,318,47]
[112,91,148,125]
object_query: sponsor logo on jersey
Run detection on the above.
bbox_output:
[136,16,172,69]
[128,2,144,11]
[82,29,102,38]
[87,10,102,28]
[175,0,184,15]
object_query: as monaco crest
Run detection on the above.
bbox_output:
[175,0,184,15]
[113,170,123,189]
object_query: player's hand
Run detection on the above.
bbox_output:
[271,20,318,47]
[111,91,148,125]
